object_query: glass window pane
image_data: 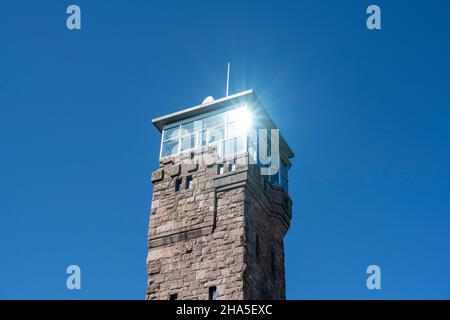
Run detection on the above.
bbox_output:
[225,138,235,157]
[204,113,226,129]
[161,140,179,157]
[180,134,196,152]
[181,121,202,136]
[193,120,203,132]
[208,126,225,144]
[236,136,247,154]
[180,122,194,136]
[227,106,246,123]
[163,126,180,141]
[227,121,247,139]
[225,136,247,156]
[199,130,207,146]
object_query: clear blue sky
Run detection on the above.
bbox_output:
[1,0,450,299]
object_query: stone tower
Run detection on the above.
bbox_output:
[146,90,293,300]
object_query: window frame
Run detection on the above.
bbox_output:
[159,105,249,159]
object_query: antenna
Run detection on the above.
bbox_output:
[226,62,230,96]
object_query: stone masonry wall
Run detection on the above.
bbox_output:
[146,147,292,300]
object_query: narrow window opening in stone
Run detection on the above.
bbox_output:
[229,163,236,172]
[186,175,193,189]
[175,178,182,192]
[255,235,260,260]
[209,286,217,300]
[217,163,224,175]
[169,293,178,300]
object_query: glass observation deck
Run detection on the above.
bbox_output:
[160,104,250,159]
[153,90,293,193]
